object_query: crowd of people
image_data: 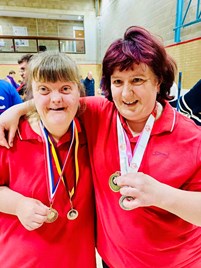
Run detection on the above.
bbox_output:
[0,25,201,268]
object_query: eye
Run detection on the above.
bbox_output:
[112,79,123,86]
[38,86,50,95]
[132,78,145,86]
[60,85,71,94]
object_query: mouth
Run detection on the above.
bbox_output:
[122,100,138,105]
[49,107,65,111]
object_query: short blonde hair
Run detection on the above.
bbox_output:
[26,51,85,119]
[26,51,83,99]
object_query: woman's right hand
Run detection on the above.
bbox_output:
[0,105,21,148]
[0,100,34,148]
[15,196,49,231]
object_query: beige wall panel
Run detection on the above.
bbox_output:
[166,38,201,89]
[0,64,21,82]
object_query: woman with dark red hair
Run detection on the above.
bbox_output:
[1,26,201,267]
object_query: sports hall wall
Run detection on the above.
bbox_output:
[0,0,102,93]
[99,0,201,90]
[0,0,200,91]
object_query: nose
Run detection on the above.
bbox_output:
[50,91,63,103]
[122,83,133,98]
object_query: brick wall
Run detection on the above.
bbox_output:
[99,0,201,89]
[166,38,201,89]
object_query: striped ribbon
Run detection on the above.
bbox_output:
[40,120,79,204]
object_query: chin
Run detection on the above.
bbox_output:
[121,110,137,119]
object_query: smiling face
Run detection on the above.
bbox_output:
[32,80,80,140]
[111,63,160,132]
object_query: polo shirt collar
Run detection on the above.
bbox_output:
[17,117,82,146]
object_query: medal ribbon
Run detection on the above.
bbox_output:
[40,120,79,204]
[117,109,156,175]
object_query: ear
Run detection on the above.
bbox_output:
[156,84,160,94]
[155,78,162,93]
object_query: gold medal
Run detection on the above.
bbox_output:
[67,209,79,220]
[46,207,58,223]
[119,196,135,210]
[109,171,121,192]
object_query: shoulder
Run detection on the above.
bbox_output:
[0,80,16,99]
[0,79,11,89]
[79,96,116,122]
[17,117,40,142]
[80,96,113,111]
[156,102,201,138]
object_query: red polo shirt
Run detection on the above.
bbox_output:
[80,97,201,268]
[0,118,96,268]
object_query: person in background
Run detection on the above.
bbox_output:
[0,79,22,114]
[176,79,201,125]
[5,70,19,89]
[17,53,33,100]
[0,51,96,267]
[1,26,201,267]
[83,71,95,96]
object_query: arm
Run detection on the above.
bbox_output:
[178,80,201,125]
[0,186,49,231]
[0,99,34,148]
[116,172,201,226]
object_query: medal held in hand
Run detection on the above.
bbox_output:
[119,196,135,211]
[46,206,58,223]
[116,110,156,210]
[109,171,121,192]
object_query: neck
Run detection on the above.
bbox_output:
[126,120,146,135]
[29,118,70,143]
[126,102,163,136]
[44,124,70,142]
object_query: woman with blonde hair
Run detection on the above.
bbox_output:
[0,51,96,267]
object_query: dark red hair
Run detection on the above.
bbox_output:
[102,26,177,103]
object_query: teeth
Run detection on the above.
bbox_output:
[50,108,64,111]
[123,101,136,105]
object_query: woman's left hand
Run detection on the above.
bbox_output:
[115,172,164,210]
